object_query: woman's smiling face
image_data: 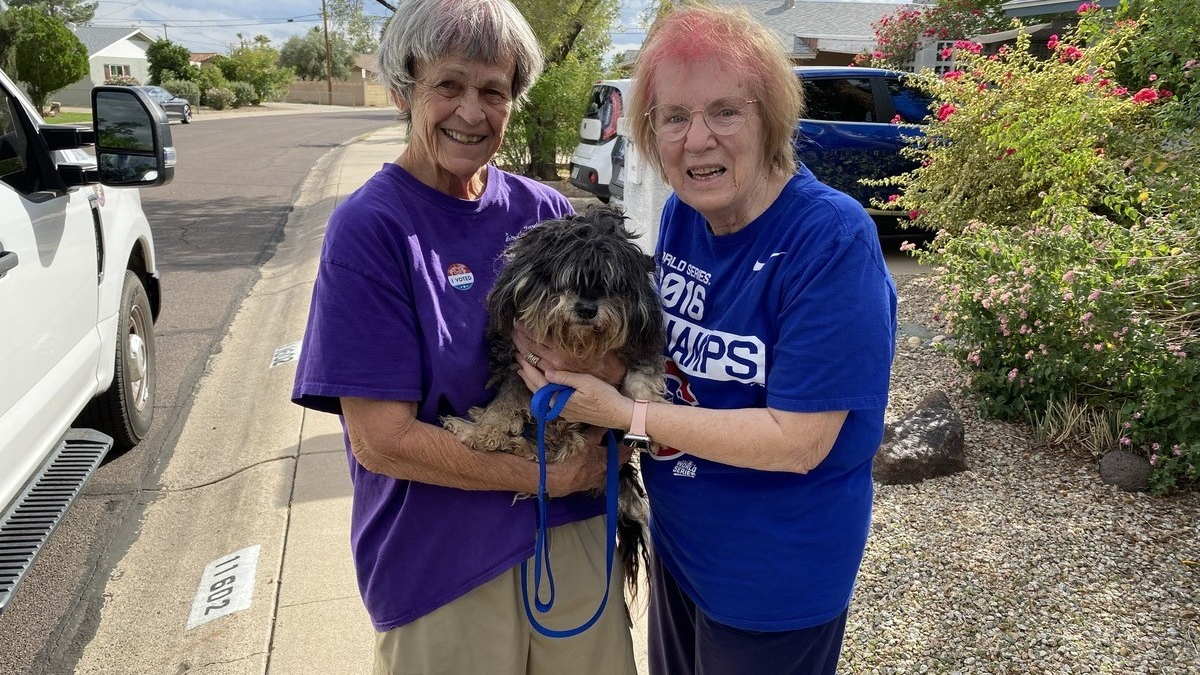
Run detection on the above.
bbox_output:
[402,54,515,197]
[653,57,772,234]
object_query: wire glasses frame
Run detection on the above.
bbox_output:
[645,97,759,141]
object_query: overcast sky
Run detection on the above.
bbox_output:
[90,0,653,57]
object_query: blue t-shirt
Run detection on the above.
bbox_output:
[291,163,603,631]
[643,166,897,631]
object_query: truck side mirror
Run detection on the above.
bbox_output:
[91,86,176,187]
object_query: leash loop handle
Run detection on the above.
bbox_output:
[520,383,619,638]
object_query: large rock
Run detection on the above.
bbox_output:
[874,390,967,485]
[1099,450,1151,492]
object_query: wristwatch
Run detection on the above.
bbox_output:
[624,399,652,451]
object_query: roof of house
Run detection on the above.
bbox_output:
[190,52,221,63]
[354,54,377,73]
[70,26,155,56]
[1001,0,1118,17]
[713,0,908,56]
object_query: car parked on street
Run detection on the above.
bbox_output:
[135,85,192,124]
[1,73,174,614]
[568,79,629,203]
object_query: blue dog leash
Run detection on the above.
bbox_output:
[520,383,619,638]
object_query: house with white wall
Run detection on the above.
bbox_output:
[54,26,155,107]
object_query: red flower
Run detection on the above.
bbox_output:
[953,40,982,54]
[1060,46,1083,62]
[888,194,899,202]
[1131,88,1159,103]
[940,48,953,60]
[1047,34,1059,50]
[1077,2,1098,14]
[909,210,920,220]
[890,114,902,124]
[936,103,957,121]
[942,70,964,81]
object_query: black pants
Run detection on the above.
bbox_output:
[647,555,848,675]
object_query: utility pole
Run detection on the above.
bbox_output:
[321,0,334,105]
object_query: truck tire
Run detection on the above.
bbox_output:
[77,270,156,452]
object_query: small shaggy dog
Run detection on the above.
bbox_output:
[442,206,665,595]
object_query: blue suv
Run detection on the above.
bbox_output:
[792,66,931,236]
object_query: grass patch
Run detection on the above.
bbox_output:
[48,111,92,124]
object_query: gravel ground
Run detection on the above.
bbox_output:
[841,274,1200,674]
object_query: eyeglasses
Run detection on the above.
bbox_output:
[645,97,758,141]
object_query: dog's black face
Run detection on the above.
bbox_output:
[487,207,663,366]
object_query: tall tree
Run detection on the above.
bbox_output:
[325,0,384,54]
[146,38,198,84]
[7,0,97,24]
[280,27,356,81]
[513,0,621,179]
[5,6,88,113]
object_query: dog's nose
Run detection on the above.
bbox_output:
[575,300,598,320]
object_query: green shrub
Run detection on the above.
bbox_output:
[162,78,199,107]
[229,81,257,108]
[204,87,234,110]
[887,9,1200,494]
[105,75,140,86]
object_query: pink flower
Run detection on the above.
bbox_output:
[873,50,885,60]
[943,70,964,81]
[900,240,916,252]
[940,48,953,60]
[1112,86,1129,96]
[953,40,982,55]
[1080,312,1094,323]
[1148,74,1158,81]
[891,114,902,124]
[1060,46,1083,62]
[908,209,920,220]
[1078,2,1098,14]
[1075,74,1093,84]
[936,103,957,121]
[888,194,899,202]
[1088,289,1101,301]
[1007,368,1018,382]
[1149,453,1157,465]
[1120,437,1131,446]
[1062,270,1075,283]
[1047,34,1060,50]
[1132,88,1159,103]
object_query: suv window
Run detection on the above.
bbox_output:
[803,78,876,122]
[886,79,933,124]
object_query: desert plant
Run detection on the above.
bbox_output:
[227,81,256,108]
[886,8,1200,493]
[204,87,234,110]
[162,78,199,108]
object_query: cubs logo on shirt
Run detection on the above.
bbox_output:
[447,263,474,291]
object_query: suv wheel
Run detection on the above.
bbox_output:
[77,270,156,451]
[182,106,191,124]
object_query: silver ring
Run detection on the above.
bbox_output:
[525,352,541,367]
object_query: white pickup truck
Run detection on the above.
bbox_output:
[0,66,175,613]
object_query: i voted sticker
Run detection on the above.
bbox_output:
[447,263,474,291]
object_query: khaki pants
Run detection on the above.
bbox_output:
[374,516,637,675]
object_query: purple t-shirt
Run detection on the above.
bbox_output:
[291,163,603,631]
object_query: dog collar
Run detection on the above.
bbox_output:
[625,399,652,451]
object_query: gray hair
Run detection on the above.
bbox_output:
[376,0,544,123]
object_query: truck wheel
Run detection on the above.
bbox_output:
[77,270,156,452]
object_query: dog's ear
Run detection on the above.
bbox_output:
[641,252,656,275]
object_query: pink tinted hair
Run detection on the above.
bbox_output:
[630,4,803,181]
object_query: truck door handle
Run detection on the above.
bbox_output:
[0,250,18,279]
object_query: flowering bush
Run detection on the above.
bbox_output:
[1116,0,1200,131]
[861,0,1010,69]
[104,75,140,86]
[886,12,1200,493]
